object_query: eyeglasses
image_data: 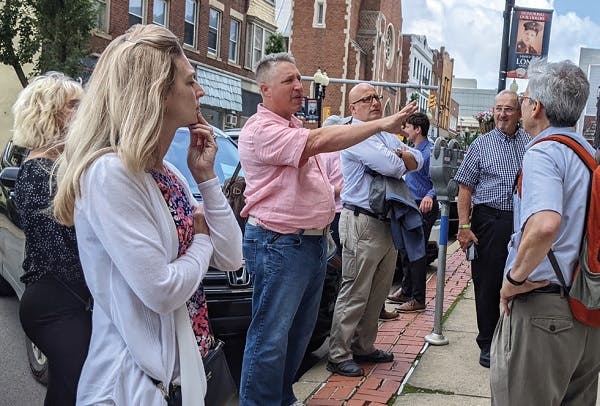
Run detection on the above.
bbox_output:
[494,106,517,113]
[351,94,383,105]
[518,94,534,105]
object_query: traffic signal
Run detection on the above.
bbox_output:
[428,93,436,110]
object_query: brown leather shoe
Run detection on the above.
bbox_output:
[396,299,426,313]
[379,308,399,320]
[387,289,411,304]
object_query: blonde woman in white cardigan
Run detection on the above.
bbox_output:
[53,24,242,406]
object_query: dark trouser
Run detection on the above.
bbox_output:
[470,204,513,352]
[330,211,341,254]
[19,276,92,406]
[400,198,440,303]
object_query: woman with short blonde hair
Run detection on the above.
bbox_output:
[54,24,242,405]
[12,71,89,406]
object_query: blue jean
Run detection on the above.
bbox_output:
[240,224,327,406]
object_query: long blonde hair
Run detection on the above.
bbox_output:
[12,72,82,150]
[54,24,183,226]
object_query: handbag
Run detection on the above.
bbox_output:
[203,339,238,406]
[222,162,246,232]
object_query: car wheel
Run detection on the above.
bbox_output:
[0,275,16,296]
[25,337,48,386]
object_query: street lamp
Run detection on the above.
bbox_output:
[314,68,329,127]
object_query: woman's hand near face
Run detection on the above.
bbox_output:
[193,205,210,235]
[188,112,217,184]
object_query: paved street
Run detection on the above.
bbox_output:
[0,295,45,406]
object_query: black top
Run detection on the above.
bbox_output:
[15,158,85,286]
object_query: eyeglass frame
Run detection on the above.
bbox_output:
[350,94,383,105]
[518,94,534,105]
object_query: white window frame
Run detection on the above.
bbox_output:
[184,0,197,47]
[153,0,168,27]
[312,0,326,28]
[244,23,273,70]
[229,19,241,64]
[208,8,222,56]
[128,0,145,26]
[384,24,395,69]
[95,0,109,32]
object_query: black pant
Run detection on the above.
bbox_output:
[399,198,440,303]
[19,276,92,406]
[471,205,513,352]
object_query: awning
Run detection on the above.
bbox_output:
[196,66,243,112]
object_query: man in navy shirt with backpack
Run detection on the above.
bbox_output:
[491,59,600,405]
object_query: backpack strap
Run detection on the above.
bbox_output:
[514,134,597,198]
[528,135,597,288]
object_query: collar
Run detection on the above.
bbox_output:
[492,127,526,142]
[526,126,576,149]
[257,104,304,128]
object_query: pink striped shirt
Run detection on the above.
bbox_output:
[238,104,335,234]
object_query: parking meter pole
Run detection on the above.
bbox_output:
[425,201,449,346]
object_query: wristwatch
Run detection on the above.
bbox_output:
[458,223,471,230]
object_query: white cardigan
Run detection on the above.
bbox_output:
[74,153,242,405]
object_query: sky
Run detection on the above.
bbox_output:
[402,0,600,90]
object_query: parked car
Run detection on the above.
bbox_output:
[223,128,241,142]
[0,126,341,387]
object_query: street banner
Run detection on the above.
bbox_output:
[507,7,553,79]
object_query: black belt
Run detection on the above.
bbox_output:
[343,204,389,222]
[473,204,513,217]
[531,283,568,295]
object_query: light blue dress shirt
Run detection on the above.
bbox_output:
[505,127,596,285]
[340,118,423,210]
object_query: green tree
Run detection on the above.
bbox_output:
[265,33,286,55]
[0,0,39,87]
[0,0,96,88]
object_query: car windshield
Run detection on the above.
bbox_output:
[164,127,243,196]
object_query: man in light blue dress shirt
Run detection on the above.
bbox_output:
[327,83,423,377]
[490,59,600,405]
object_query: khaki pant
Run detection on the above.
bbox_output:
[328,209,397,363]
[491,292,600,406]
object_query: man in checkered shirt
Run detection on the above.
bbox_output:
[453,90,529,369]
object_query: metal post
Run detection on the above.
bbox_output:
[425,201,449,346]
[316,84,323,128]
[497,0,515,93]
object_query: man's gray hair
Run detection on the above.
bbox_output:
[255,52,297,84]
[527,58,589,127]
[495,89,518,105]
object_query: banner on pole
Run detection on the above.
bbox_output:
[507,7,553,79]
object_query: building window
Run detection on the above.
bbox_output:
[229,19,240,63]
[384,25,394,68]
[244,24,273,70]
[95,0,108,32]
[313,0,326,28]
[184,0,196,47]
[208,8,221,55]
[129,0,144,26]
[153,0,168,26]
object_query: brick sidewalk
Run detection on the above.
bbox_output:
[306,250,472,406]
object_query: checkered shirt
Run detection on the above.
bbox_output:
[454,128,529,211]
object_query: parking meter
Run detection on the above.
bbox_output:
[425,137,466,346]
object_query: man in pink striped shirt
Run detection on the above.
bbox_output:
[237,52,417,406]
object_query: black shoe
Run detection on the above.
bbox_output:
[353,349,394,363]
[479,349,490,368]
[326,360,364,377]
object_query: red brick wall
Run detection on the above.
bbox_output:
[89,0,255,82]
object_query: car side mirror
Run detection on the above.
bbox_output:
[0,167,19,189]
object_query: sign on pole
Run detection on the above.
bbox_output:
[507,7,553,79]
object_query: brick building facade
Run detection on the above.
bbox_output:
[432,46,455,137]
[87,0,278,129]
[288,0,404,119]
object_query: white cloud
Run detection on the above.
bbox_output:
[402,0,600,89]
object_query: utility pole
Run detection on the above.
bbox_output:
[497,0,515,93]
